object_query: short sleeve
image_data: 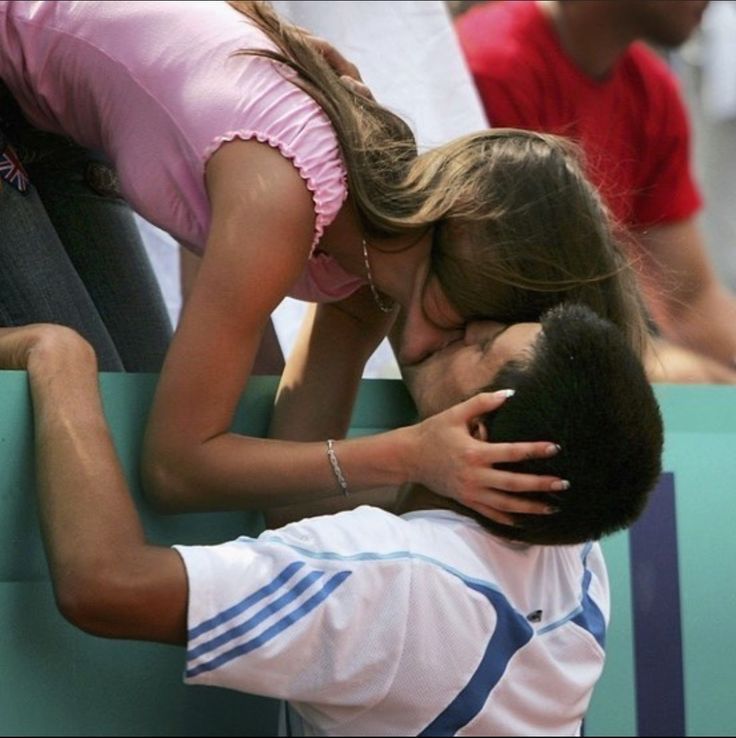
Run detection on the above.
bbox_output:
[174,516,411,722]
[203,120,348,254]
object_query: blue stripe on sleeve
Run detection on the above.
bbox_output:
[189,560,305,640]
[187,569,325,661]
[186,570,352,679]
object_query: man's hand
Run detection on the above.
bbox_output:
[0,322,187,645]
[0,324,95,374]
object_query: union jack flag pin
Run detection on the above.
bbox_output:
[0,144,29,194]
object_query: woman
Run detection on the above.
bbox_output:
[0,1,646,522]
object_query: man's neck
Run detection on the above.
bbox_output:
[395,484,461,517]
[539,0,638,79]
[397,485,531,549]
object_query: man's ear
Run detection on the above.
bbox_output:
[470,417,489,441]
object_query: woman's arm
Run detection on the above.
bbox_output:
[269,288,396,442]
[142,139,566,520]
[143,138,334,509]
[143,138,409,511]
[265,292,400,525]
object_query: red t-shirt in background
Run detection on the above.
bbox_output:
[456,0,702,230]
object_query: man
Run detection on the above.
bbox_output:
[456,0,736,383]
[0,304,662,735]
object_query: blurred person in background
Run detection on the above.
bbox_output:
[456,0,736,383]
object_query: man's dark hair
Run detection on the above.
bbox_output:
[478,303,663,545]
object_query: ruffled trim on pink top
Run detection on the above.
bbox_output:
[204,128,346,251]
[203,129,364,303]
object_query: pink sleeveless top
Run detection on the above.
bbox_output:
[0,0,364,302]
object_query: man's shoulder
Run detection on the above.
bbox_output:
[456,0,539,36]
[269,505,411,556]
[456,0,548,74]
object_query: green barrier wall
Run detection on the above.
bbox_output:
[587,386,736,738]
[1,373,734,736]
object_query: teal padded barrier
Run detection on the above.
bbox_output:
[0,372,280,736]
[1,372,735,736]
[586,386,736,738]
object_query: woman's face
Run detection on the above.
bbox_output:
[394,268,466,367]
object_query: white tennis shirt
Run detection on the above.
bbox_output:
[175,506,608,736]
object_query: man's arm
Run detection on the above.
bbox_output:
[0,325,187,644]
[645,336,736,384]
[637,218,736,374]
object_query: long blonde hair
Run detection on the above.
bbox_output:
[424,130,648,355]
[228,2,649,354]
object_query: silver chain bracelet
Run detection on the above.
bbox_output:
[326,438,349,496]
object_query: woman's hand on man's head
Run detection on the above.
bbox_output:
[406,390,567,527]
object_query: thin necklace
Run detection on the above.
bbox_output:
[362,237,395,313]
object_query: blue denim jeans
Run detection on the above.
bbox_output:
[0,89,171,371]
